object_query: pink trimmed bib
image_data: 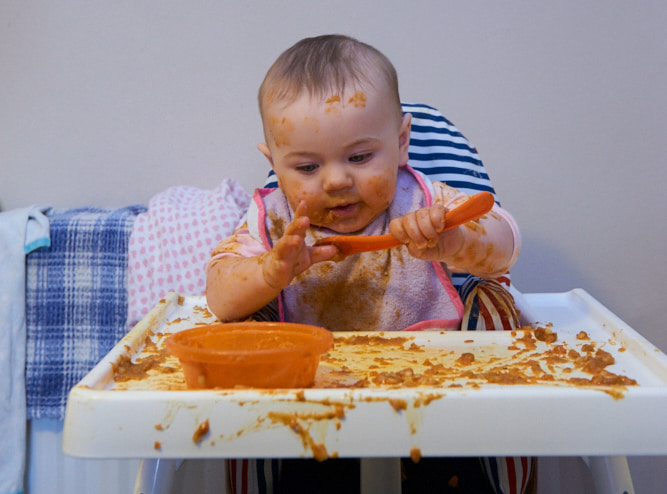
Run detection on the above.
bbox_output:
[252,166,463,331]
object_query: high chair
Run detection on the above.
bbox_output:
[134,103,636,494]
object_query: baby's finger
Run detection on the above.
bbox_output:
[310,245,339,264]
[415,207,440,241]
[401,211,430,249]
[284,201,310,237]
[389,217,410,243]
[294,200,309,219]
[429,203,447,233]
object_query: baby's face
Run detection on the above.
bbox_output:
[260,85,411,234]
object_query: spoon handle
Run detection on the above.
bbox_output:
[315,191,495,256]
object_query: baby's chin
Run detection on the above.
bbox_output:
[309,219,364,235]
[306,202,389,234]
[310,215,379,235]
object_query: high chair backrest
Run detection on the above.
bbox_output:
[400,103,495,197]
[400,103,499,291]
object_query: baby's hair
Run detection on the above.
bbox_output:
[259,34,402,121]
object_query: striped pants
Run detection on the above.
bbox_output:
[228,456,535,494]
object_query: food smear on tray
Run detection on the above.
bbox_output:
[313,328,636,399]
[101,299,642,461]
[111,308,637,400]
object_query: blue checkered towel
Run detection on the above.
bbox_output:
[25,205,146,420]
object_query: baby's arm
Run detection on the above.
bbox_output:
[206,201,338,321]
[389,183,520,278]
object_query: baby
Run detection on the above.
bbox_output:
[207,34,530,494]
[206,34,520,332]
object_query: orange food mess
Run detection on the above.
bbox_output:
[324,95,342,116]
[114,325,637,401]
[348,91,367,107]
[269,116,295,147]
[457,352,475,365]
[192,419,209,443]
[267,407,349,462]
[389,398,408,412]
[110,313,641,460]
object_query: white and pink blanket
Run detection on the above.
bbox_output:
[127,179,250,326]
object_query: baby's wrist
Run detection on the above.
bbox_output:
[260,252,288,291]
[440,227,465,260]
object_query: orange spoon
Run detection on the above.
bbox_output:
[314,191,495,257]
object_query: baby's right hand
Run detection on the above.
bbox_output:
[261,201,338,289]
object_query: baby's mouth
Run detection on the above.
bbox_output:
[328,203,359,218]
[308,201,361,227]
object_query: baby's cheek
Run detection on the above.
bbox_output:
[369,174,396,208]
[281,180,303,207]
[303,197,330,225]
[284,188,323,222]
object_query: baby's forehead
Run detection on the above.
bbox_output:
[263,82,387,118]
[265,64,392,107]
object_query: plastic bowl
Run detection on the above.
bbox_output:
[166,321,334,389]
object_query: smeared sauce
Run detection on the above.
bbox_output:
[110,301,640,460]
[457,352,475,365]
[268,116,294,147]
[324,95,342,116]
[114,324,638,401]
[192,419,209,443]
[267,404,349,461]
[348,91,367,108]
[295,250,394,332]
[389,398,408,411]
[315,327,638,399]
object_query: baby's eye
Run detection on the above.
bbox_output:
[349,153,371,164]
[296,163,318,173]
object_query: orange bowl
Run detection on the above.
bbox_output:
[166,321,334,389]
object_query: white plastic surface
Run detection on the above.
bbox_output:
[63,289,667,460]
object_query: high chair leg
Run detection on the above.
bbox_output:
[360,458,401,494]
[584,456,635,494]
[133,458,182,494]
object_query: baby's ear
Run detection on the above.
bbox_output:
[257,143,274,168]
[398,113,412,166]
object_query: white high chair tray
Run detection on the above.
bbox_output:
[63,289,667,460]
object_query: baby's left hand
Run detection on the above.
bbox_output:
[389,204,462,261]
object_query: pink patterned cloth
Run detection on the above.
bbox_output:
[127,179,250,326]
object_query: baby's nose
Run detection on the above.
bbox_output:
[322,165,353,191]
